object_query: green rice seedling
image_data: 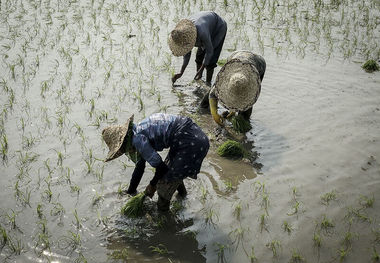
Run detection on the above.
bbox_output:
[320,215,334,233]
[289,249,305,263]
[70,184,81,195]
[108,248,129,261]
[214,242,228,263]
[342,231,357,248]
[171,200,184,214]
[362,59,379,72]
[373,228,380,244]
[313,231,322,248]
[217,58,227,66]
[1,134,8,160]
[261,193,270,213]
[37,204,44,219]
[229,226,249,250]
[200,186,208,204]
[224,180,234,192]
[9,64,16,80]
[372,247,379,262]
[282,220,293,234]
[6,209,17,229]
[74,252,87,263]
[149,244,169,255]
[0,225,7,247]
[249,246,257,262]
[345,207,372,223]
[287,200,301,216]
[92,192,104,207]
[230,115,252,133]
[321,190,337,205]
[121,192,146,218]
[337,246,350,262]
[8,235,23,255]
[359,194,374,208]
[203,207,219,226]
[259,213,268,233]
[217,140,245,159]
[73,209,82,229]
[58,230,82,253]
[43,181,52,202]
[266,239,281,258]
[233,201,242,220]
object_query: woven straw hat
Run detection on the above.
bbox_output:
[215,59,261,111]
[102,115,134,162]
[168,19,197,56]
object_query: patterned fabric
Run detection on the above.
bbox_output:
[131,113,209,181]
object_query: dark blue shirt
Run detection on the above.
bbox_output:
[131,113,180,167]
[184,11,226,66]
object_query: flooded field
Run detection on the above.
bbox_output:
[1,0,380,262]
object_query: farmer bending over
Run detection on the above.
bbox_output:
[169,11,227,87]
[102,113,209,211]
[208,50,266,125]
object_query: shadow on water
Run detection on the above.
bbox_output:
[105,200,207,262]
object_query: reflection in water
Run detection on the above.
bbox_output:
[106,201,206,262]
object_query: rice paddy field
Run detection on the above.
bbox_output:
[1,0,380,262]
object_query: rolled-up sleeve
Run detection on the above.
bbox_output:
[132,134,162,167]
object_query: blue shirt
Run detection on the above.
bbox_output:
[183,11,226,66]
[131,113,180,168]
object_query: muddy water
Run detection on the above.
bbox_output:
[1,0,380,262]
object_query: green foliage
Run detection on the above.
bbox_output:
[321,190,337,205]
[362,59,379,72]
[121,192,146,218]
[217,140,246,159]
[231,115,252,133]
[217,58,227,67]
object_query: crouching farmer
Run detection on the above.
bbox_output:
[102,113,209,211]
[208,50,266,125]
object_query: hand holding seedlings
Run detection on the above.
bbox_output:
[102,113,209,212]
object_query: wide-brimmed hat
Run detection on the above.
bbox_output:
[102,115,134,162]
[215,59,261,111]
[168,19,197,57]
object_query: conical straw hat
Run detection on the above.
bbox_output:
[102,115,134,162]
[215,59,261,111]
[168,19,197,57]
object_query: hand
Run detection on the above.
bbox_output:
[144,184,156,198]
[172,73,182,83]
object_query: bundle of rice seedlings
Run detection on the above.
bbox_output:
[217,58,227,67]
[121,192,146,218]
[217,140,245,159]
[230,115,252,133]
[362,59,379,73]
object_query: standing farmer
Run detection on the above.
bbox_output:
[169,11,227,87]
[102,113,209,211]
[208,50,266,125]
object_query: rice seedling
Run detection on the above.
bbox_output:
[224,180,234,192]
[249,246,257,262]
[73,209,82,229]
[1,133,8,160]
[203,207,219,226]
[372,247,379,262]
[321,190,337,205]
[337,246,350,262]
[214,242,228,263]
[217,58,227,66]
[108,248,129,261]
[149,244,169,255]
[8,235,23,255]
[313,231,322,248]
[342,231,357,248]
[287,200,302,216]
[345,207,372,223]
[230,115,252,133]
[359,194,374,208]
[289,249,306,263]
[58,230,82,253]
[233,201,242,220]
[92,191,104,207]
[362,60,379,73]
[217,140,246,159]
[121,192,146,218]
[282,220,293,234]
[5,209,17,230]
[200,186,208,204]
[229,226,249,251]
[171,200,184,214]
[0,225,7,248]
[320,215,334,234]
[259,213,268,233]
[266,239,281,258]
